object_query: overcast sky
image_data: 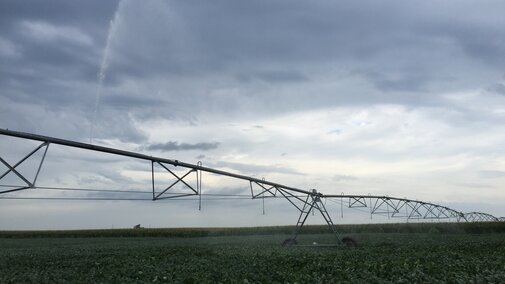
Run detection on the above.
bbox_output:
[1,0,505,229]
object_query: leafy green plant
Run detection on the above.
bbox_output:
[1,223,505,283]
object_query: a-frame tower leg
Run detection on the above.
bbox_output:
[283,190,342,246]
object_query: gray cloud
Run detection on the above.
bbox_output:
[236,70,308,84]
[486,83,505,95]
[144,141,220,152]
[332,174,358,182]
[0,1,119,25]
[87,0,505,123]
[101,93,167,110]
[478,170,505,179]
[212,161,305,176]
[359,70,432,93]
[328,129,341,135]
[2,0,505,133]
[451,182,494,189]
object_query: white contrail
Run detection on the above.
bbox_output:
[90,0,124,144]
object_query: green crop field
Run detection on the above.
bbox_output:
[1,223,505,283]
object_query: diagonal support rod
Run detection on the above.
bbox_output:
[0,142,49,194]
[288,190,341,245]
[0,157,33,187]
[152,162,198,200]
[250,181,277,199]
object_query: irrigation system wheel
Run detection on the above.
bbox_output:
[282,238,298,246]
[341,236,358,247]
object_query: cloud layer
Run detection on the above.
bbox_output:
[145,141,219,152]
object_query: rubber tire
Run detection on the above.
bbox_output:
[341,236,358,247]
[282,238,298,246]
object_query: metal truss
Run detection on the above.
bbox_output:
[151,161,200,200]
[0,141,49,194]
[463,212,500,222]
[326,195,466,222]
[1,129,503,246]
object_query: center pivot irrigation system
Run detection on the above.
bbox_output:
[0,129,502,246]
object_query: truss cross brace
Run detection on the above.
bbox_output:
[0,142,49,194]
[151,161,199,200]
[250,180,278,199]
